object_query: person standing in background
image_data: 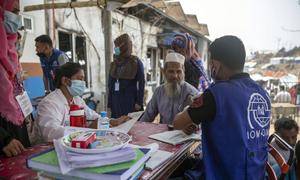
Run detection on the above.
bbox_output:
[0,0,31,157]
[274,85,292,103]
[171,33,210,92]
[107,33,145,118]
[35,34,69,92]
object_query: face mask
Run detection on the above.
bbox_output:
[4,11,22,33]
[67,80,86,97]
[36,52,46,57]
[114,47,121,56]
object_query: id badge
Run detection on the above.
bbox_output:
[115,80,120,91]
[15,91,33,118]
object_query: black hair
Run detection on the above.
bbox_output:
[35,34,53,47]
[295,141,300,163]
[54,62,82,88]
[17,32,21,39]
[279,85,285,91]
[275,117,299,132]
[209,35,246,71]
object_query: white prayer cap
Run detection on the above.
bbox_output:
[165,52,185,65]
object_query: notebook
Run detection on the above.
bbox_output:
[27,147,151,180]
[148,130,200,145]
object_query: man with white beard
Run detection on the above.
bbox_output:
[140,52,199,124]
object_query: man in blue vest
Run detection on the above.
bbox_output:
[35,35,69,92]
[173,35,271,179]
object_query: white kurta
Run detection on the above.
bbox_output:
[36,89,99,142]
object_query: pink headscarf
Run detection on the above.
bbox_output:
[0,0,24,125]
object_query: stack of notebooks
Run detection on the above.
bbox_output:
[27,140,152,180]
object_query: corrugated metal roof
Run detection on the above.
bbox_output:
[164,1,187,23]
[185,14,209,35]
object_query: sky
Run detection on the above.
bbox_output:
[178,0,300,55]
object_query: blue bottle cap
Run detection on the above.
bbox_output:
[100,111,107,117]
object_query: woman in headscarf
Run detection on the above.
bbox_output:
[172,33,210,92]
[0,0,30,157]
[108,33,145,118]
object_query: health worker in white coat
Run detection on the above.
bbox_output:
[35,62,99,143]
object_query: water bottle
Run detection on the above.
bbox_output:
[69,104,87,127]
[98,111,110,130]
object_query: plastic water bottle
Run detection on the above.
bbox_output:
[98,111,110,130]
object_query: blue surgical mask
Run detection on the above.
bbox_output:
[4,11,22,33]
[114,47,121,56]
[67,80,86,96]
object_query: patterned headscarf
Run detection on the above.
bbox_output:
[114,33,132,61]
[110,34,138,80]
[0,0,24,125]
[171,33,200,61]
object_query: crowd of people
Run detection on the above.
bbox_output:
[1,1,300,179]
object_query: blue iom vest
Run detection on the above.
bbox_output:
[202,76,271,180]
[40,49,64,91]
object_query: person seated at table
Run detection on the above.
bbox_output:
[33,62,99,143]
[269,117,298,179]
[140,52,199,124]
[173,35,271,179]
[34,62,129,143]
[269,117,298,165]
[274,85,292,103]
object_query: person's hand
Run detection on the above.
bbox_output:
[183,123,198,135]
[134,104,142,111]
[107,108,112,118]
[110,116,131,127]
[88,119,98,129]
[2,139,25,157]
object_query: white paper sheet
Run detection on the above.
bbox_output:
[15,91,33,118]
[148,130,200,145]
[145,150,174,170]
[111,111,144,133]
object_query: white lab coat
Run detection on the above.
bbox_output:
[36,89,99,142]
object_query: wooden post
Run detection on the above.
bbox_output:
[43,0,50,35]
[23,1,105,12]
[103,2,113,109]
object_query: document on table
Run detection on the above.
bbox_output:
[111,111,144,133]
[148,130,200,145]
[145,150,174,170]
[129,143,174,170]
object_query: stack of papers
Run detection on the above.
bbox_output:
[53,139,136,174]
[27,147,152,180]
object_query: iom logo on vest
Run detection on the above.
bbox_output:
[247,93,271,140]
